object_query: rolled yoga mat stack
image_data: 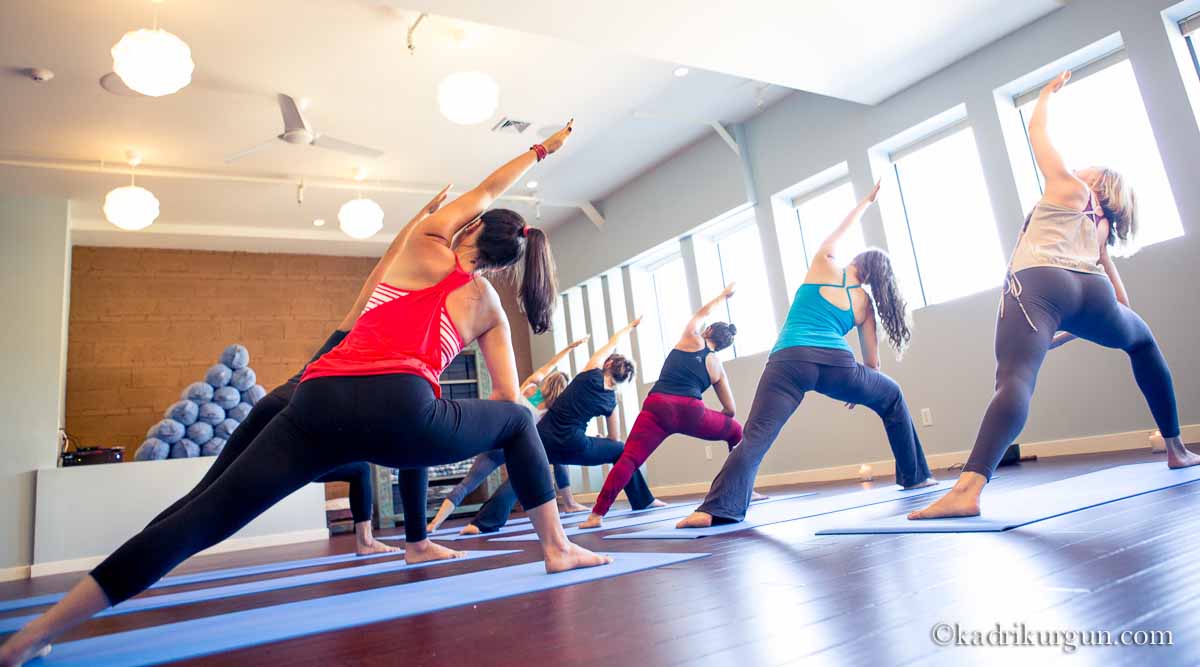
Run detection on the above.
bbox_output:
[134,344,267,462]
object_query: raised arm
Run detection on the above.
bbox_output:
[520,335,590,394]
[815,181,880,259]
[583,317,642,372]
[336,185,452,330]
[680,283,735,345]
[1029,72,1089,209]
[418,121,574,243]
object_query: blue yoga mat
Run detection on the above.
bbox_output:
[493,492,818,542]
[815,462,1200,535]
[0,550,399,615]
[0,550,515,633]
[424,504,637,537]
[432,500,689,541]
[606,482,950,540]
[40,552,708,667]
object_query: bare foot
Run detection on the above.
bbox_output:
[355,538,402,557]
[750,491,769,502]
[458,524,481,536]
[543,542,612,574]
[0,634,51,667]
[676,511,714,529]
[903,477,939,490]
[559,501,590,514]
[426,499,456,534]
[578,513,603,529]
[648,499,668,508]
[1166,437,1200,469]
[907,488,980,519]
[404,539,466,564]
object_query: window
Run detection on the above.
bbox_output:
[601,270,640,438]
[629,242,690,383]
[886,124,1006,307]
[1015,55,1184,252]
[562,287,588,374]
[1184,13,1200,80]
[548,294,569,375]
[694,212,777,359]
[780,181,867,296]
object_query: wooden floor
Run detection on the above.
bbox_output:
[3,448,1198,666]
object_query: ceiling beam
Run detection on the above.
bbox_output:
[578,202,605,228]
[0,155,579,208]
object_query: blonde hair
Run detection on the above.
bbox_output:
[540,371,569,409]
[1092,167,1138,248]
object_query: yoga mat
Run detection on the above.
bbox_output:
[0,551,399,614]
[433,500,691,541]
[40,552,709,667]
[494,492,819,542]
[0,550,516,633]
[815,462,1200,535]
[606,482,951,540]
[424,503,650,537]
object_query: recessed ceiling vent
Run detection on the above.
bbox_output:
[491,117,531,134]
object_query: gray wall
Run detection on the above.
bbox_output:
[540,0,1200,487]
[0,195,70,570]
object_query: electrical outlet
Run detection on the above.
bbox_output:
[920,408,933,427]
[705,444,713,460]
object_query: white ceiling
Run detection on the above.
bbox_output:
[0,0,1060,255]
[400,0,1065,105]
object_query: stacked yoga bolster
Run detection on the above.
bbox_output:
[146,331,427,536]
[89,269,558,607]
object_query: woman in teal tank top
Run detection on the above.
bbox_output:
[679,182,936,528]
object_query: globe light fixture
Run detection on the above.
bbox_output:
[437,72,499,125]
[111,27,194,97]
[338,198,385,239]
[104,151,160,231]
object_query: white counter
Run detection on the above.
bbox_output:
[32,458,326,576]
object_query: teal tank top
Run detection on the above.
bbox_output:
[528,387,545,409]
[772,269,862,354]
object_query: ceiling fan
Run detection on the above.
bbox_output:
[224,94,385,163]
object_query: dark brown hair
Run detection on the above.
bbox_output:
[704,322,737,352]
[474,208,558,334]
[603,353,636,384]
[852,249,911,357]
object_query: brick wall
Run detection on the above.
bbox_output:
[66,246,535,457]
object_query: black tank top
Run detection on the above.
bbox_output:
[649,347,713,400]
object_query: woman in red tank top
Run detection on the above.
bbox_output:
[1,121,613,666]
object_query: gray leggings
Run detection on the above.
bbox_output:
[964,267,1179,479]
[696,350,932,522]
[445,450,571,505]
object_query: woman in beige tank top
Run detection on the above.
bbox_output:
[910,71,1197,521]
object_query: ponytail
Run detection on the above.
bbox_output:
[852,249,911,358]
[520,226,557,334]
[474,209,558,335]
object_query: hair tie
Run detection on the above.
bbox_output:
[522,226,532,238]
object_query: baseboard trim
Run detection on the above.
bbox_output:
[0,565,32,583]
[28,528,331,579]
[570,424,1199,503]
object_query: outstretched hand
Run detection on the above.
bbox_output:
[627,315,644,330]
[425,184,452,215]
[570,335,591,348]
[721,282,737,299]
[542,119,575,155]
[1041,70,1071,96]
[864,179,882,205]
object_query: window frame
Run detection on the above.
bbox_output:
[691,210,776,360]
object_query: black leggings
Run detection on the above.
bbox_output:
[964,267,1179,480]
[471,432,656,532]
[147,382,426,529]
[93,374,555,606]
[697,351,932,522]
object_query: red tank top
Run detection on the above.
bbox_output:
[301,262,474,396]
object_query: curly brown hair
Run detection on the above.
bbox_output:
[852,249,911,357]
[603,353,636,384]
